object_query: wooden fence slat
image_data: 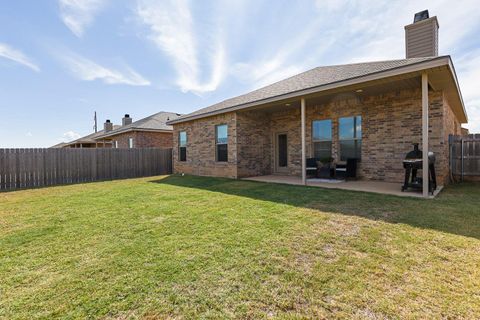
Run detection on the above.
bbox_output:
[0,149,5,190]
[5,149,11,190]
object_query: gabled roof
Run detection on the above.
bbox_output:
[96,112,182,139]
[168,56,467,124]
[64,126,121,146]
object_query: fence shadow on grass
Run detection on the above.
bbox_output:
[151,175,480,240]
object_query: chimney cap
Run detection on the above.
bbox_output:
[414,10,429,23]
[106,119,111,123]
[124,114,130,118]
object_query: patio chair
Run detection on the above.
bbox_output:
[317,160,333,179]
[335,158,358,180]
[306,158,318,178]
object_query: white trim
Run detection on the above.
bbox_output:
[422,72,429,197]
[274,132,289,173]
[447,59,468,122]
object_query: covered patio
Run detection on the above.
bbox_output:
[243,175,443,198]
[233,58,464,198]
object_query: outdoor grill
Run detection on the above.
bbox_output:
[401,143,437,194]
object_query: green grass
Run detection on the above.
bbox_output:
[1,175,479,319]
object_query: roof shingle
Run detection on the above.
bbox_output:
[170,56,444,123]
[98,112,181,138]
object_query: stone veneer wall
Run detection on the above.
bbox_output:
[110,131,173,148]
[173,87,463,185]
[173,112,237,178]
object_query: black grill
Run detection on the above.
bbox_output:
[401,143,437,194]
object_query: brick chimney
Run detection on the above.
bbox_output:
[122,114,132,126]
[405,10,439,58]
[104,119,113,132]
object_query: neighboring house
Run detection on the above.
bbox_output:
[95,112,182,148]
[167,11,468,191]
[61,121,121,148]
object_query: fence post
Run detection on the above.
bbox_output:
[461,137,464,182]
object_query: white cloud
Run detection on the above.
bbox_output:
[136,0,226,94]
[59,0,107,37]
[60,51,150,86]
[25,132,33,137]
[455,49,480,132]
[229,15,331,90]
[0,43,40,72]
[62,131,81,142]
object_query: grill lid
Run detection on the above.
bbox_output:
[404,143,436,163]
[405,143,422,159]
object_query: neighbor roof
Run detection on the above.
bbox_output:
[168,56,466,124]
[97,112,182,139]
[50,142,68,148]
[65,126,121,146]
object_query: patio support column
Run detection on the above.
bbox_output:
[422,72,429,198]
[301,98,306,185]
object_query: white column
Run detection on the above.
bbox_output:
[301,98,306,185]
[422,72,429,197]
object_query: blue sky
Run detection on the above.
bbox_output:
[1,0,480,147]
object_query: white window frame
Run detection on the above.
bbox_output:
[215,124,228,162]
[179,131,187,162]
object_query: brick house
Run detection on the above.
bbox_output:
[167,12,469,197]
[96,112,181,148]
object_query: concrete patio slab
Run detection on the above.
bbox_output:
[243,175,443,198]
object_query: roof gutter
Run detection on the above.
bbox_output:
[446,59,468,123]
[167,56,454,125]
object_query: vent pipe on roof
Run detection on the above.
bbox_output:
[104,119,113,132]
[405,10,439,58]
[122,114,132,126]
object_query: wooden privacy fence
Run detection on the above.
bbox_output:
[449,134,480,180]
[0,148,172,191]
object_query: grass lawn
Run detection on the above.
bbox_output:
[1,175,480,319]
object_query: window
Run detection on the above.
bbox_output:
[339,116,362,160]
[179,131,187,162]
[128,137,134,148]
[114,141,118,149]
[312,119,332,160]
[215,124,228,162]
